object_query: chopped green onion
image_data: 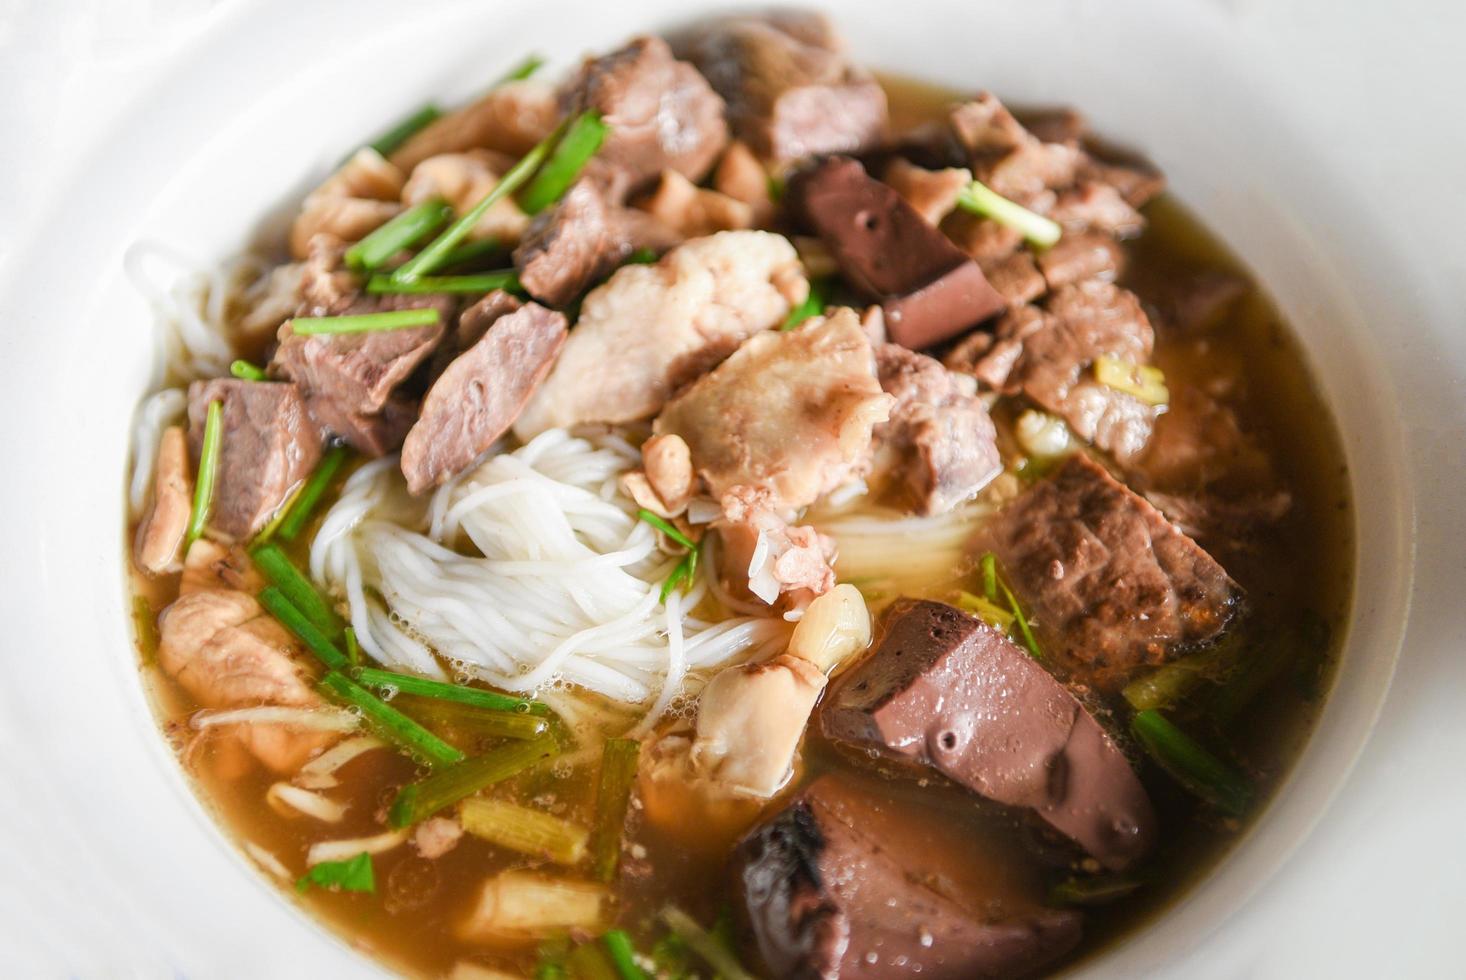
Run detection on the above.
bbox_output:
[625,247,658,265]
[1002,579,1043,660]
[659,547,699,603]
[781,278,827,330]
[459,796,590,865]
[496,53,545,85]
[229,359,267,381]
[345,198,453,271]
[439,236,504,270]
[388,736,556,828]
[275,446,349,542]
[566,942,620,980]
[290,308,441,336]
[957,179,1063,249]
[601,930,649,980]
[392,115,572,283]
[591,738,641,883]
[251,543,339,636]
[1131,709,1252,816]
[1123,636,1243,712]
[955,590,1016,631]
[1094,355,1169,406]
[368,104,442,158]
[353,666,549,715]
[980,552,999,602]
[343,626,361,668]
[977,552,1043,660]
[1049,875,1141,906]
[185,399,223,546]
[659,907,754,980]
[258,586,350,671]
[319,670,464,768]
[365,271,520,295]
[396,695,550,741]
[636,509,696,550]
[519,111,610,215]
[536,937,572,980]
[651,932,693,979]
[295,851,375,894]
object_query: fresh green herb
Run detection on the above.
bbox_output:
[388,736,557,828]
[535,936,572,980]
[601,930,649,980]
[353,666,549,715]
[290,308,441,336]
[459,796,589,865]
[319,670,465,768]
[1049,874,1142,906]
[251,543,339,636]
[519,111,610,214]
[1208,612,1331,721]
[439,236,504,270]
[591,738,641,883]
[367,104,442,158]
[132,595,159,665]
[1094,355,1169,406]
[1123,635,1244,712]
[980,552,999,602]
[392,115,572,283]
[365,271,520,295]
[496,53,546,85]
[651,932,694,979]
[1132,709,1253,816]
[636,509,696,550]
[229,359,267,381]
[781,278,827,330]
[258,586,349,671]
[276,446,350,542]
[625,247,658,265]
[659,907,755,980]
[978,552,1043,660]
[766,173,786,203]
[343,626,361,668]
[295,851,376,894]
[185,399,223,546]
[955,590,1016,631]
[956,179,1063,249]
[567,941,619,980]
[396,695,550,741]
[659,547,700,603]
[345,198,453,271]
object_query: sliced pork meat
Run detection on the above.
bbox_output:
[948,92,1081,203]
[1078,153,1167,210]
[654,308,892,511]
[881,158,971,226]
[789,156,1005,350]
[671,13,887,164]
[735,774,1084,979]
[636,169,754,238]
[713,487,837,607]
[158,585,336,772]
[971,454,1239,685]
[868,345,1002,515]
[822,598,1156,870]
[401,302,568,493]
[388,79,559,172]
[186,379,322,540]
[180,538,263,596]
[983,251,1048,307]
[401,150,531,246]
[512,177,681,307]
[1036,230,1124,289]
[135,425,193,576]
[713,141,776,224]
[289,148,404,259]
[963,281,1161,462]
[561,35,728,190]
[514,230,807,436]
[1049,181,1145,238]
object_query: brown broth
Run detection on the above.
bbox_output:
[128,75,1353,978]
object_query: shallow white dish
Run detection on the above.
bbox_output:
[0,0,1462,977]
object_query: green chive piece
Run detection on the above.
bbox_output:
[185,399,223,546]
[955,590,1015,632]
[353,666,549,715]
[957,179,1062,249]
[439,236,504,270]
[391,113,576,284]
[636,509,696,550]
[229,360,267,381]
[295,851,375,894]
[567,942,619,980]
[345,198,453,271]
[1123,635,1245,712]
[781,278,827,331]
[388,736,557,828]
[519,111,610,215]
[659,907,755,980]
[276,446,350,542]
[496,53,545,85]
[1048,875,1142,906]
[1000,577,1043,661]
[591,738,641,883]
[980,552,999,602]
[365,271,520,295]
[625,247,658,265]
[977,552,1043,660]
[291,308,440,336]
[458,796,589,865]
[251,543,339,636]
[396,696,550,741]
[602,930,649,980]
[319,670,465,768]
[258,586,349,671]
[344,626,361,668]
[368,104,442,158]
[659,548,699,604]
[1131,709,1253,816]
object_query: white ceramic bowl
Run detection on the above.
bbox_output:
[0,1,1460,976]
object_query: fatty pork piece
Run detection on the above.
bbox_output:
[400,150,531,246]
[559,35,729,191]
[186,379,321,541]
[654,308,892,511]
[734,775,1083,980]
[822,599,1156,871]
[289,148,404,259]
[134,426,193,575]
[970,453,1239,687]
[788,156,1006,350]
[389,79,559,172]
[401,296,568,494]
[513,230,807,436]
[159,569,336,773]
[868,344,1002,515]
[951,280,1161,462]
[670,12,888,164]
